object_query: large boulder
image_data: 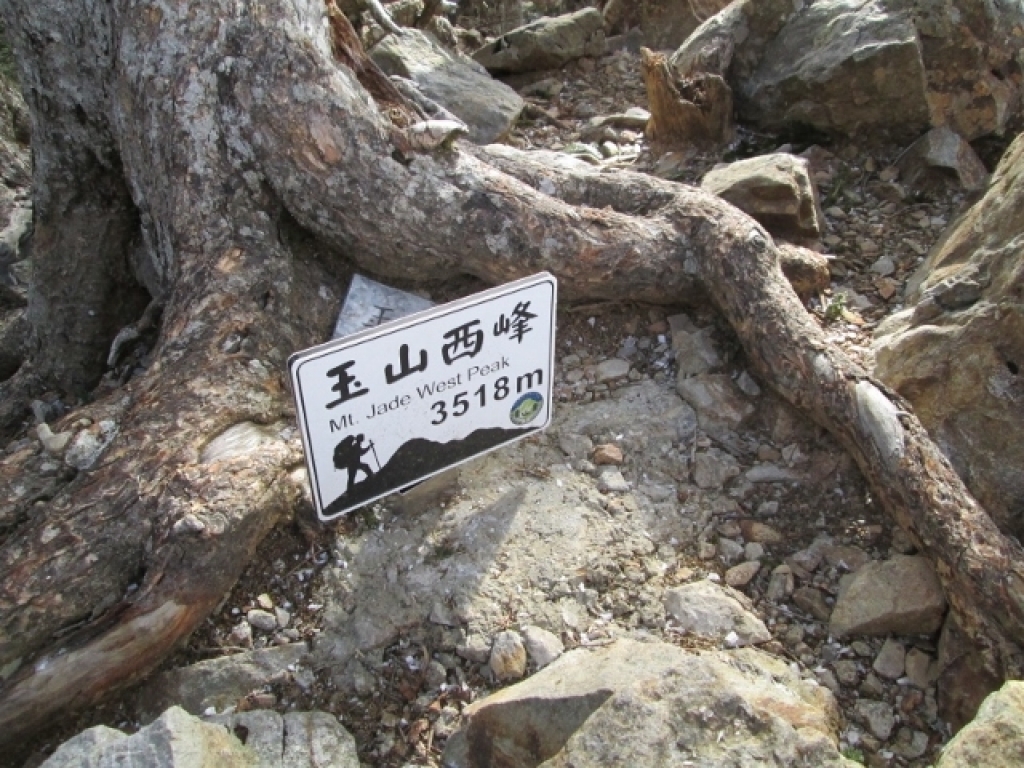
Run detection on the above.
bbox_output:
[873,133,1024,540]
[41,706,253,768]
[371,30,524,144]
[896,125,990,192]
[740,0,931,138]
[670,0,1024,139]
[442,639,856,768]
[637,0,733,52]
[210,710,360,768]
[663,580,771,647]
[669,0,797,83]
[830,555,947,637]
[701,153,824,242]
[936,681,1024,767]
[133,644,311,721]
[472,8,607,74]
[41,706,360,768]
[911,0,1024,140]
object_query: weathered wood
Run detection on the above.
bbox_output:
[0,0,1021,745]
[325,0,418,126]
[641,47,734,148]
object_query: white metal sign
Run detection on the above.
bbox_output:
[290,273,557,520]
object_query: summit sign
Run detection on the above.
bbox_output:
[289,274,557,520]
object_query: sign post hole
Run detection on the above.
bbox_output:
[289,273,557,521]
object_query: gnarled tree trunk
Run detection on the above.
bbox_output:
[0,0,1022,745]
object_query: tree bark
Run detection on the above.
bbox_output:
[0,0,1022,745]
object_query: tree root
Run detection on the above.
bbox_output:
[0,0,1021,745]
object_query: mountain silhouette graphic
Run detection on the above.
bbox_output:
[323,425,535,516]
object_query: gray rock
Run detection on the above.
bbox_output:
[767,564,794,601]
[443,639,854,768]
[851,641,874,658]
[677,373,755,438]
[874,133,1024,541]
[457,634,492,664]
[40,726,126,767]
[209,710,360,768]
[429,600,458,627]
[595,357,631,382]
[664,580,771,646]
[834,659,861,687]
[133,644,309,721]
[562,379,697,447]
[701,153,824,241]
[855,699,896,741]
[816,667,841,694]
[693,448,740,489]
[936,681,1024,768]
[672,326,723,377]
[635,0,732,51]
[228,621,253,648]
[667,312,699,336]
[789,543,826,574]
[793,586,832,622]
[859,673,886,699]
[334,659,375,696]
[247,609,278,633]
[490,630,527,680]
[745,463,801,483]
[212,711,283,765]
[558,433,593,461]
[522,625,564,669]
[371,30,524,144]
[872,638,906,681]
[717,537,744,565]
[42,706,251,768]
[743,542,764,561]
[897,126,989,191]
[870,255,896,276]
[426,660,448,689]
[674,0,1024,138]
[725,560,761,588]
[904,647,933,689]
[699,540,718,560]
[597,467,629,492]
[473,9,607,74]
[893,728,930,760]
[736,370,761,397]
[285,712,356,762]
[830,555,946,637]
[822,544,870,573]
[743,0,930,138]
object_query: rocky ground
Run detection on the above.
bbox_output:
[4,22,1018,768]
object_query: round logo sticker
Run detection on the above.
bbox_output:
[509,392,544,425]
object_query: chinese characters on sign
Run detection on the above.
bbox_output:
[290,273,557,520]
